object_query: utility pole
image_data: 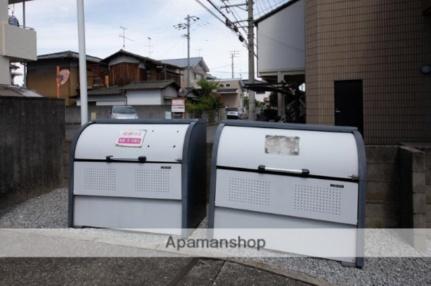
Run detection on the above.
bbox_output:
[174,15,199,91]
[77,0,88,125]
[230,50,239,79]
[186,15,191,89]
[247,0,256,120]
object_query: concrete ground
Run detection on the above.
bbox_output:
[0,188,430,286]
[0,258,311,286]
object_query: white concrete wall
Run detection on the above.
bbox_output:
[257,0,305,75]
[126,89,162,105]
[161,86,178,99]
[1,24,37,61]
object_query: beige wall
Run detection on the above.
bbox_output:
[0,56,9,85]
[0,0,9,85]
[305,0,431,144]
[1,24,37,61]
[220,94,241,108]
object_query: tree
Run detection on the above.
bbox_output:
[186,79,223,122]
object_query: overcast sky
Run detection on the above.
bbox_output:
[9,0,277,79]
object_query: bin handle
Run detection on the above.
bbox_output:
[105,155,147,163]
[258,165,310,176]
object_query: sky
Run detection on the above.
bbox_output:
[9,0,274,79]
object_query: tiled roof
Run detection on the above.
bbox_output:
[37,51,102,63]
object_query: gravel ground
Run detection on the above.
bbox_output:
[0,188,430,285]
[0,188,68,228]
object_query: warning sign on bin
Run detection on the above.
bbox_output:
[116,130,146,147]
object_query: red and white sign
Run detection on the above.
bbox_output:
[172,98,186,113]
[116,130,146,148]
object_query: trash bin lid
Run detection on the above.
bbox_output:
[74,123,190,163]
[216,125,359,180]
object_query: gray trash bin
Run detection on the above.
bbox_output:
[69,119,207,231]
[208,121,366,267]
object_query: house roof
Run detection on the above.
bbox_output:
[161,57,209,73]
[255,0,301,25]
[103,49,155,64]
[122,80,179,91]
[37,51,102,63]
[102,50,179,69]
[87,80,178,97]
[217,88,239,95]
[88,86,122,96]
[0,85,42,97]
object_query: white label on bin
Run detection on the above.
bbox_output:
[265,135,300,155]
[116,130,146,148]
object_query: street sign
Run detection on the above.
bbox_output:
[172,98,186,113]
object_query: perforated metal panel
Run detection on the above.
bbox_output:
[74,162,182,200]
[227,177,271,207]
[215,169,358,225]
[83,166,117,193]
[135,168,170,193]
[294,184,342,216]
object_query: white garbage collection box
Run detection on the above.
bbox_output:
[69,119,207,231]
[208,121,366,267]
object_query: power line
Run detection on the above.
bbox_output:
[195,0,226,25]
[196,0,249,48]
[221,0,258,52]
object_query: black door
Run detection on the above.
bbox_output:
[334,80,363,134]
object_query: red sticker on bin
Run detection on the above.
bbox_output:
[116,130,146,147]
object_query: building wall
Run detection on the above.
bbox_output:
[257,0,305,76]
[161,86,178,99]
[65,105,170,125]
[366,146,400,227]
[2,24,37,61]
[0,0,11,85]
[0,56,9,85]
[305,0,431,144]
[180,69,206,89]
[109,62,140,86]
[0,96,64,195]
[126,89,162,105]
[220,94,241,108]
[26,62,75,102]
[27,59,107,106]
